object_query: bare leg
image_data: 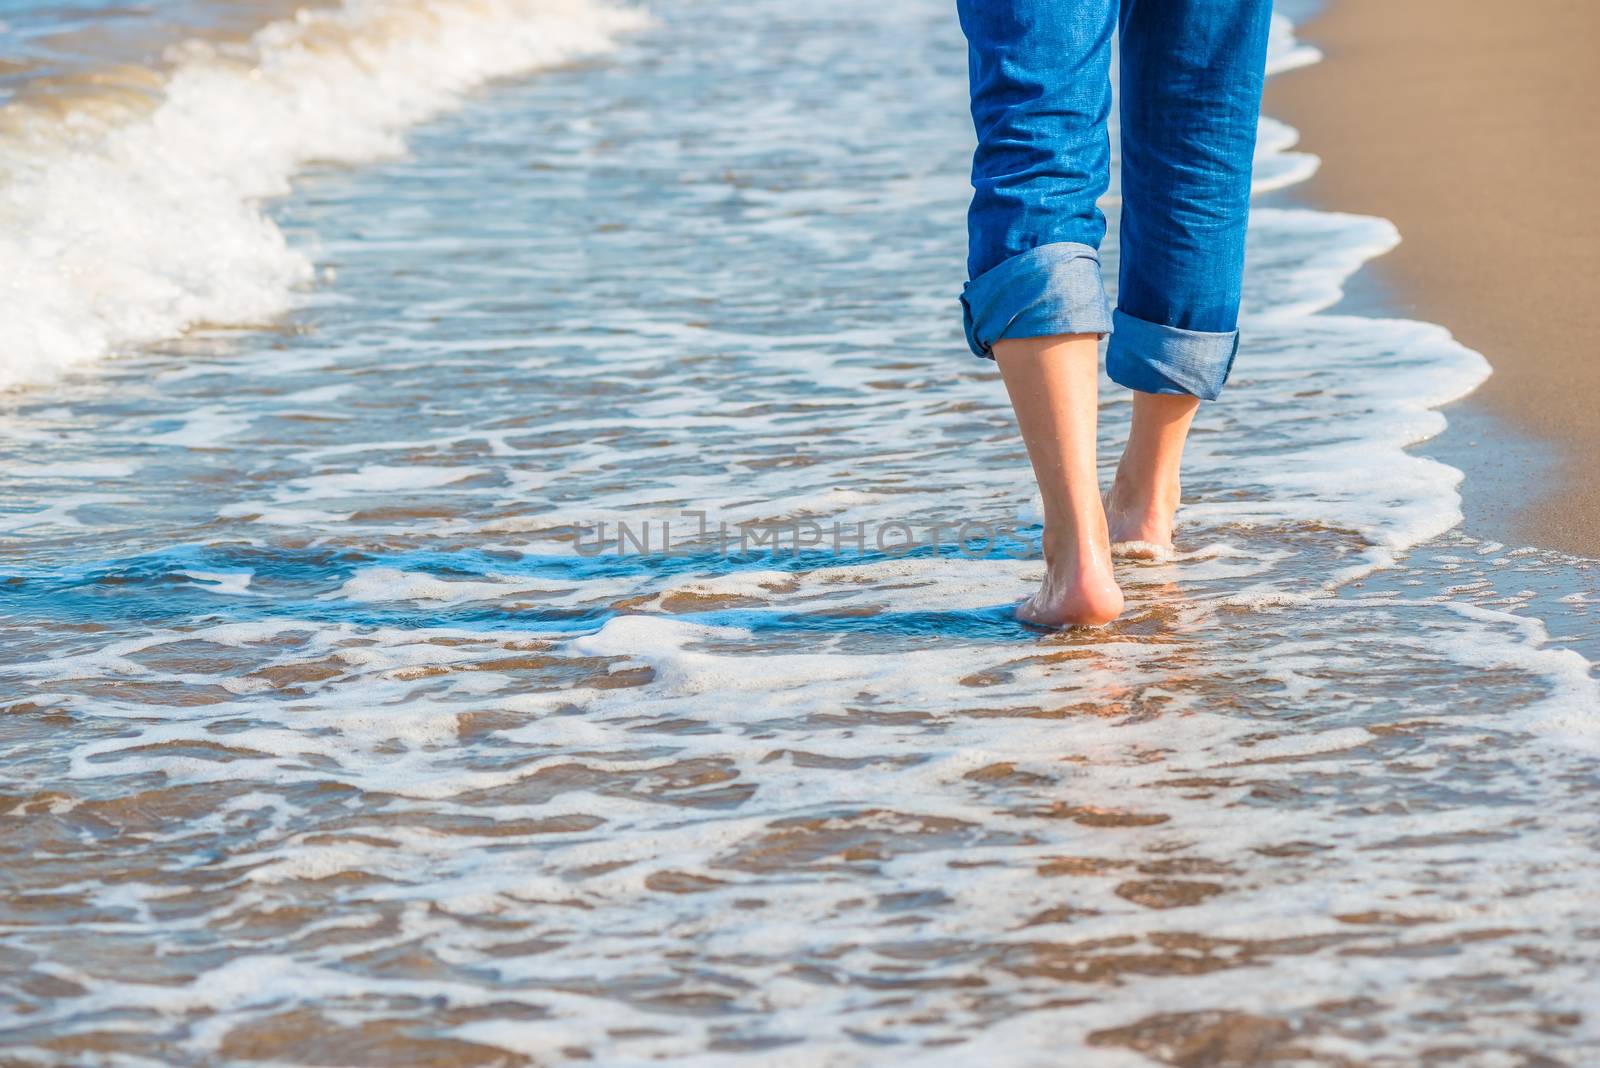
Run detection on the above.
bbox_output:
[994,334,1124,627]
[1107,391,1199,558]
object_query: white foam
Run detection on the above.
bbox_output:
[1266,11,1322,76]
[288,463,488,496]
[6,1,1599,1062]
[0,0,646,391]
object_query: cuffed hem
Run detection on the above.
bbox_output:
[1104,308,1239,401]
[960,242,1113,360]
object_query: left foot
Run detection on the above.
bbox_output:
[989,333,1126,625]
[1016,529,1124,627]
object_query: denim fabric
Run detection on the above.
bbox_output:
[960,243,1112,358]
[1104,309,1239,401]
[957,0,1273,399]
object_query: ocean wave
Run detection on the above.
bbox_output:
[0,0,645,391]
[3,1,1598,1061]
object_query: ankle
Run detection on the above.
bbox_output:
[1041,515,1111,571]
[1110,467,1179,517]
[1106,467,1181,549]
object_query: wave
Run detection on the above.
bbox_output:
[0,0,646,391]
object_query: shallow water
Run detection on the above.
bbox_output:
[2,0,1599,1064]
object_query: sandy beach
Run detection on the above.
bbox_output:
[1266,0,1600,557]
[3,2,1599,1061]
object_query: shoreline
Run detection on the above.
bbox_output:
[1264,0,1600,559]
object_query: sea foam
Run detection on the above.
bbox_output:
[3,2,1598,1062]
[0,0,645,391]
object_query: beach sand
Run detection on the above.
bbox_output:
[1266,0,1600,557]
[4,2,1600,1060]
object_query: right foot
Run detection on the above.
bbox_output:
[1105,391,1200,562]
[1105,472,1181,561]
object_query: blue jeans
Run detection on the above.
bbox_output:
[957,0,1273,400]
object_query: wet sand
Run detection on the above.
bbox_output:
[5,0,1600,1059]
[1266,0,1600,558]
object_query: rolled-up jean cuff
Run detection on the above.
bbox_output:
[1104,308,1239,401]
[960,242,1114,359]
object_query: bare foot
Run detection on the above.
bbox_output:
[1105,474,1179,561]
[992,334,1126,628]
[1016,531,1125,627]
[1106,391,1199,561]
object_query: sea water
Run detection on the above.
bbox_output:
[1,0,1598,1063]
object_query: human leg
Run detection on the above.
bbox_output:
[1106,0,1273,550]
[994,334,1124,627]
[957,0,1125,624]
